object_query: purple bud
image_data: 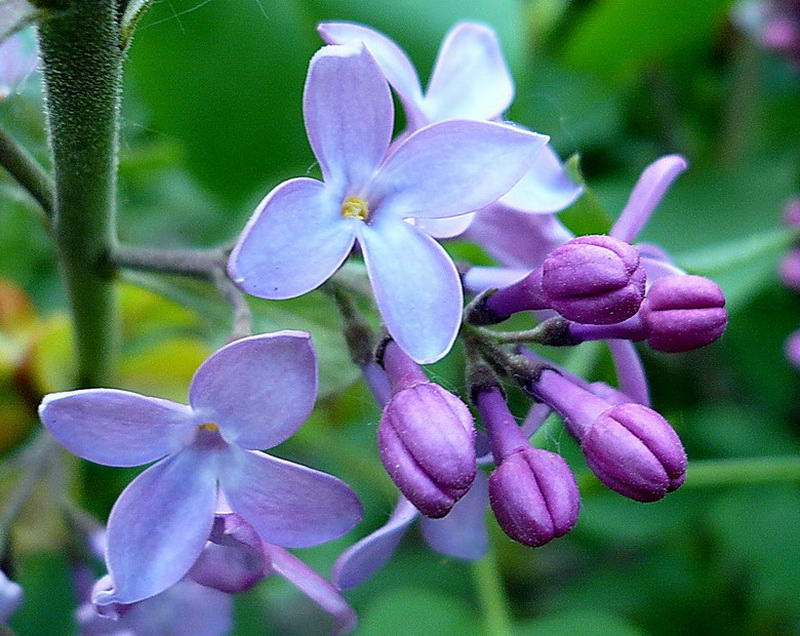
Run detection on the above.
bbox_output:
[779,249,800,290]
[488,448,579,547]
[784,197,800,228]
[379,382,476,518]
[640,275,727,352]
[786,330,800,368]
[541,235,646,325]
[582,403,687,502]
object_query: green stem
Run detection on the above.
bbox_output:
[0,127,54,220]
[111,244,228,278]
[39,1,124,386]
[472,544,513,636]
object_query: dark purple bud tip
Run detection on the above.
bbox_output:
[379,382,477,518]
[779,249,800,291]
[582,403,687,502]
[640,275,727,353]
[489,448,580,547]
[541,235,646,325]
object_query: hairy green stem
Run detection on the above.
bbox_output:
[0,127,54,220]
[39,1,124,387]
[111,244,228,278]
[472,545,514,636]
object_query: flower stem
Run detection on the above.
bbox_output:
[111,244,228,278]
[0,127,54,220]
[39,1,124,387]
[472,544,513,636]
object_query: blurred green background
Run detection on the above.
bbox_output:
[1,0,800,634]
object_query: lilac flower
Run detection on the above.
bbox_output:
[333,472,490,589]
[0,569,22,623]
[528,369,687,502]
[317,21,582,225]
[0,31,37,99]
[784,197,800,228]
[81,514,357,635]
[39,332,362,606]
[228,44,546,364]
[378,339,476,517]
[780,248,800,290]
[786,329,800,368]
[476,385,579,547]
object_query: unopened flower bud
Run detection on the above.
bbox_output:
[786,330,800,368]
[541,235,646,325]
[379,382,476,518]
[640,275,727,352]
[582,403,687,502]
[489,448,579,547]
[779,249,800,291]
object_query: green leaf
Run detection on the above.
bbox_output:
[562,0,733,84]
[558,154,614,235]
[515,610,646,636]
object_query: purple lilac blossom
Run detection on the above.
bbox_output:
[81,514,356,635]
[39,332,362,606]
[736,0,800,64]
[228,44,547,364]
[0,569,22,623]
[333,471,490,589]
[783,197,800,227]
[476,386,579,547]
[317,20,582,238]
[786,329,800,367]
[779,248,800,290]
[378,339,476,517]
[528,369,687,502]
[0,31,36,99]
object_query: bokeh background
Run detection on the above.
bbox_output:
[1,0,799,633]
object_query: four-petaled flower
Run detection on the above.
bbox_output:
[39,332,362,606]
[228,43,548,364]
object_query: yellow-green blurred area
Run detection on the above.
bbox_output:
[1,0,800,634]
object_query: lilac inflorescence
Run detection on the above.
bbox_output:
[780,197,800,368]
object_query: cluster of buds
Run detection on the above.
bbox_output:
[780,198,800,367]
[470,234,728,354]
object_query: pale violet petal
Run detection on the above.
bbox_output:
[332,498,418,589]
[265,544,358,635]
[499,145,583,214]
[317,22,426,130]
[0,570,22,623]
[358,219,462,364]
[39,389,194,467]
[413,213,475,239]
[369,120,548,220]
[607,340,651,406]
[228,177,355,300]
[465,203,573,269]
[420,470,489,560]
[189,332,317,450]
[423,22,514,121]
[304,43,393,192]
[462,266,529,295]
[219,448,362,548]
[99,448,218,605]
[610,155,688,243]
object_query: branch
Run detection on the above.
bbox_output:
[0,127,55,220]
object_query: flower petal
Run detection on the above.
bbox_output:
[304,43,394,192]
[413,213,475,239]
[358,219,462,364]
[465,203,573,269]
[39,389,193,467]
[189,331,317,450]
[317,21,426,130]
[607,340,650,406]
[369,120,548,220]
[228,177,355,300]
[265,544,358,635]
[499,145,583,213]
[332,498,418,589]
[420,470,489,560]
[98,448,218,605]
[610,155,688,243]
[220,448,362,548]
[423,22,513,121]
[0,570,22,623]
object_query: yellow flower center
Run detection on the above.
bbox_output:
[198,422,220,432]
[341,196,369,221]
